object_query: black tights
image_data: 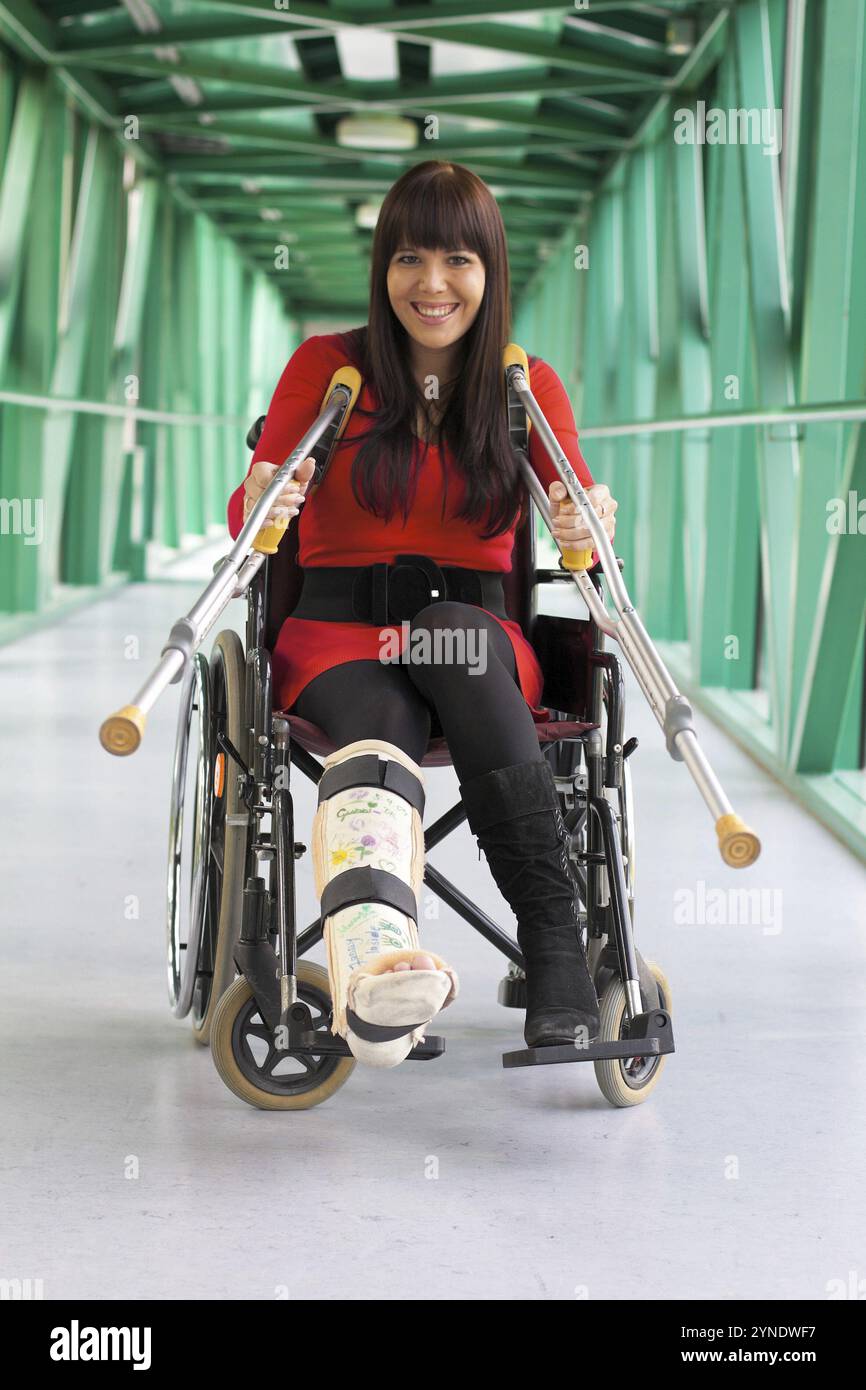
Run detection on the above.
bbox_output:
[292,601,544,782]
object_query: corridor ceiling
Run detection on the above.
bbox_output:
[1,0,731,315]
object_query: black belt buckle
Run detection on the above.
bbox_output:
[387,554,447,622]
[350,555,448,624]
[350,554,481,624]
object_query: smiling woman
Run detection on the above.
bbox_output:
[358,160,519,533]
[225,159,615,1067]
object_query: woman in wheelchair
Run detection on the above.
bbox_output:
[227,160,618,1070]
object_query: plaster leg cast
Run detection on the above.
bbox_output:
[312,738,458,1067]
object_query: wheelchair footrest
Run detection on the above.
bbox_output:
[502,1009,674,1069]
[296,1030,446,1060]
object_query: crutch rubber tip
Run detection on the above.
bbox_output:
[716,813,761,868]
[99,705,145,756]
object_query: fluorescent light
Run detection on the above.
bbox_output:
[355,201,382,230]
[336,115,418,151]
[666,19,694,55]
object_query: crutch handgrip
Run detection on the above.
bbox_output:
[100,704,146,757]
[251,516,289,555]
[559,546,594,571]
[715,813,761,868]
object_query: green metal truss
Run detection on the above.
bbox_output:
[1,0,719,312]
[516,0,866,861]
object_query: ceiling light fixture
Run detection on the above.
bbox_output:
[355,201,383,230]
[666,18,695,55]
[336,114,418,151]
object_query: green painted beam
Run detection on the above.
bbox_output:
[778,417,866,778]
[671,133,711,662]
[789,0,866,772]
[378,21,674,78]
[57,15,301,57]
[111,176,160,576]
[0,72,45,379]
[699,46,759,691]
[57,51,362,102]
[420,102,629,148]
[645,137,686,640]
[163,156,595,197]
[621,144,659,609]
[201,0,701,27]
[63,150,125,589]
[141,117,613,167]
[734,0,799,758]
[122,69,662,120]
[331,0,707,24]
[0,80,65,615]
[40,125,113,599]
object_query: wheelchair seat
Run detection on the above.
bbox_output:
[269,502,600,766]
[283,710,597,767]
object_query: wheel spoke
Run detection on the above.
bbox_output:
[267,1045,315,1077]
[209,838,225,876]
[239,1035,266,1073]
[305,1003,328,1031]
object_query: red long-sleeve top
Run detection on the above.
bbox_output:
[227,331,594,720]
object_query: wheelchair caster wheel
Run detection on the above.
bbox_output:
[210,961,355,1110]
[594,960,672,1108]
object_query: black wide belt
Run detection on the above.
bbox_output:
[290,554,509,624]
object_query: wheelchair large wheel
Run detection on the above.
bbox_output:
[190,630,248,1044]
[210,962,355,1111]
[166,630,247,1045]
[594,960,672,1108]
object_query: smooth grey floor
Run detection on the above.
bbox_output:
[2,551,865,1302]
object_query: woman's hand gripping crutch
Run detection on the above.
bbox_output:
[242,455,317,533]
[549,479,618,561]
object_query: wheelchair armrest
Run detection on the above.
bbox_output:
[534,553,624,588]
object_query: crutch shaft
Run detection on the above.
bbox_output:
[99,388,348,756]
[510,364,760,868]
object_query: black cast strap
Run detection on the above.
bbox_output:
[345,1006,428,1043]
[317,751,425,816]
[319,865,419,924]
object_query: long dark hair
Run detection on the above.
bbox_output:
[336,160,527,541]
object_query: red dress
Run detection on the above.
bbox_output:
[226,331,595,721]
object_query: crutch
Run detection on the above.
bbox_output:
[504,344,760,868]
[98,366,362,756]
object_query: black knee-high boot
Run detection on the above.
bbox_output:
[459,757,600,1047]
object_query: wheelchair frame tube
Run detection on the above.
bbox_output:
[99,387,351,756]
[509,365,760,868]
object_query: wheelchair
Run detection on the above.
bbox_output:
[103,344,759,1111]
[164,413,674,1111]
